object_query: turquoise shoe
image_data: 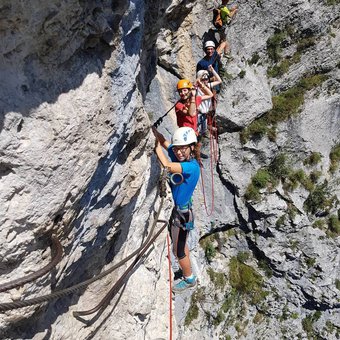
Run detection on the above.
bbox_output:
[172,275,197,293]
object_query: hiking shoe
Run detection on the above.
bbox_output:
[172,275,197,293]
[224,53,233,60]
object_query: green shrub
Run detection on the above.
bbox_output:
[239,70,246,78]
[299,74,328,91]
[237,251,250,263]
[240,118,268,144]
[258,259,273,278]
[267,58,290,77]
[306,257,316,268]
[335,279,340,290]
[207,268,227,290]
[269,153,290,180]
[327,215,340,235]
[276,215,286,228]
[249,52,260,65]
[309,170,322,183]
[229,255,268,305]
[291,312,299,319]
[286,169,305,191]
[184,288,205,326]
[302,312,322,338]
[240,75,328,143]
[304,152,322,166]
[312,219,326,230]
[329,144,340,174]
[252,169,272,188]
[245,154,291,201]
[267,31,287,62]
[296,37,316,52]
[212,310,225,326]
[221,289,238,313]
[200,235,217,262]
[303,182,333,214]
[326,0,340,5]
[244,183,261,201]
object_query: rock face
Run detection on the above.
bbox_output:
[0,0,339,339]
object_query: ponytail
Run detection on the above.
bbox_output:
[192,143,201,163]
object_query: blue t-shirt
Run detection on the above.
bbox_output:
[196,50,220,76]
[168,145,200,208]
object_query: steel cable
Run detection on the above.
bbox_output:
[72,219,168,317]
[0,178,167,313]
[0,235,63,293]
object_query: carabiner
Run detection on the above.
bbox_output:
[169,173,184,186]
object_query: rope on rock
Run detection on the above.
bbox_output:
[72,218,168,317]
[0,170,169,313]
[166,232,173,340]
[72,168,169,317]
[0,235,63,293]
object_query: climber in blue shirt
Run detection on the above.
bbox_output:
[196,40,226,92]
[152,126,201,293]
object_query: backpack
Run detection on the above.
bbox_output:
[212,8,223,29]
[212,6,232,29]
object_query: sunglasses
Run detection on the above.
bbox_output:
[172,146,190,153]
[201,76,209,80]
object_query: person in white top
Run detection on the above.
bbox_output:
[196,64,222,138]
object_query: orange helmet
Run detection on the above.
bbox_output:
[177,79,193,90]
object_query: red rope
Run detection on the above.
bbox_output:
[166,233,173,340]
[200,155,215,216]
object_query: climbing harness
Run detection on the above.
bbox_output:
[0,235,62,293]
[153,103,176,128]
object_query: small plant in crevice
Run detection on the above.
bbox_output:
[249,52,260,65]
[329,143,340,174]
[229,254,268,305]
[258,259,273,278]
[302,311,322,339]
[305,257,316,268]
[303,152,322,166]
[244,153,289,201]
[335,279,340,291]
[184,287,205,326]
[266,25,317,78]
[327,214,340,237]
[200,234,217,263]
[212,309,225,326]
[303,181,338,215]
[312,219,326,230]
[309,170,322,184]
[326,0,340,5]
[240,74,328,144]
[266,30,288,63]
[207,267,227,290]
[239,70,246,79]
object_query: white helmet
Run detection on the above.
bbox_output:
[204,40,215,49]
[196,70,209,79]
[172,127,197,146]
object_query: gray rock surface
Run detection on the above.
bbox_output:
[0,0,339,339]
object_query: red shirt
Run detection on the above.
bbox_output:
[175,96,202,132]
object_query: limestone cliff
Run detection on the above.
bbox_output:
[0,0,339,339]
